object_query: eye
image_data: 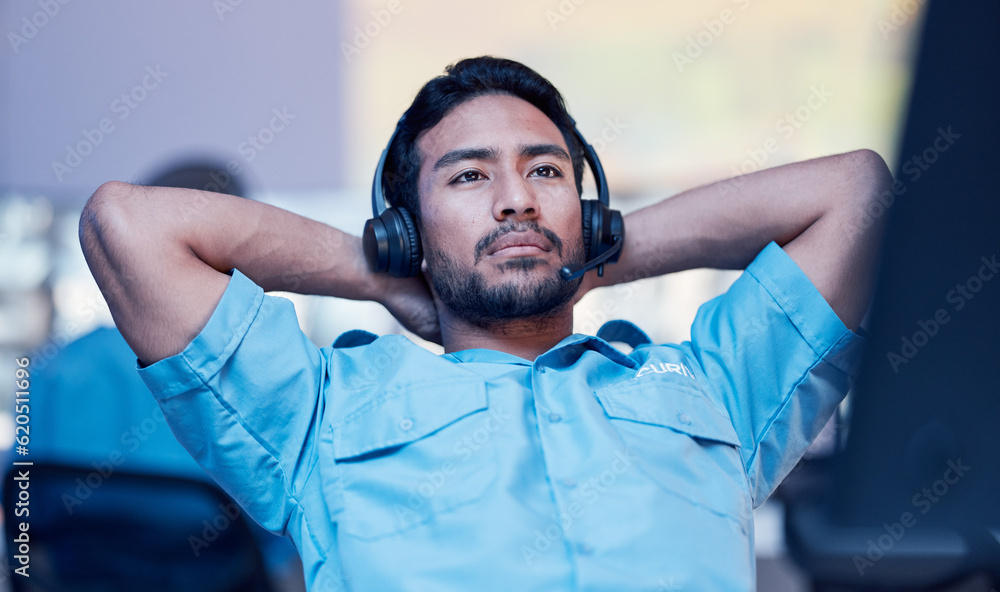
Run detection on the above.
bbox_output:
[530,165,563,178]
[450,169,487,184]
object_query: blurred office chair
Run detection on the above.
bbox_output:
[3,463,272,592]
[783,1,1000,590]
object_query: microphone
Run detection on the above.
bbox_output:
[559,235,623,281]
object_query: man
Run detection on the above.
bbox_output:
[80,57,889,590]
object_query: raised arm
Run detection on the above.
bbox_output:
[586,149,892,330]
[79,181,438,364]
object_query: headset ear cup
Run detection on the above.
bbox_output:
[581,199,596,261]
[394,207,422,277]
[580,199,625,266]
[362,207,422,277]
[362,215,388,273]
[607,207,624,264]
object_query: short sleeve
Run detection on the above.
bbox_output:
[138,269,326,534]
[679,242,865,506]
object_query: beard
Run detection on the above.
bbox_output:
[426,221,585,330]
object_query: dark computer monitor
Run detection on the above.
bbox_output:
[785,0,1000,587]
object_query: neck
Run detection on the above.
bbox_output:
[438,304,575,360]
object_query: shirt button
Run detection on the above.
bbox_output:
[560,477,577,489]
[548,412,562,423]
[398,418,414,431]
[677,412,692,425]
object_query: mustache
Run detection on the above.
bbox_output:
[474,220,564,264]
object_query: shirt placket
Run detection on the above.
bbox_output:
[531,346,638,588]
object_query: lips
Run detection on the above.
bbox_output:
[486,231,553,257]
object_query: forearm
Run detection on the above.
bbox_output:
[591,150,891,328]
[80,181,385,362]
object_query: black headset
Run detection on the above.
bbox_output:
[362,115,623,281]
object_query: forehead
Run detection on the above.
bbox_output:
[416,94,567,164]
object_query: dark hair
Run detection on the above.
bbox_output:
[382,56,585,225]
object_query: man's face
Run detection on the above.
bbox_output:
[416,94,585,328]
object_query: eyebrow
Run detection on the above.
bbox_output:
[520,143,571,163]
[432,147,499,172]
[431,143,571,172]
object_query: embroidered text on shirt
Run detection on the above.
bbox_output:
[634,362,695,380]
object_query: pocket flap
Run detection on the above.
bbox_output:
[332,377,488,460]
[595,382,741,447]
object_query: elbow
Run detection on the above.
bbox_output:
[847,148,894,200]
[852,147,892,174]
[84,180,134,215]
[81,181,133,226]
[79,181,136,263]
[839,149,895,225]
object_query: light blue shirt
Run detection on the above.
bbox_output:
[139,242,864,591]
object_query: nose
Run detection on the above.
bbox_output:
[491,171,540,222]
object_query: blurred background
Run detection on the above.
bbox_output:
[0,0,927,590]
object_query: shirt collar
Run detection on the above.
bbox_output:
[443,333,639,370]
[442,348,531,365]
[545,333,640,369]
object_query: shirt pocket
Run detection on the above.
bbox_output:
[329,377,500,540]
[594,379,751,527]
